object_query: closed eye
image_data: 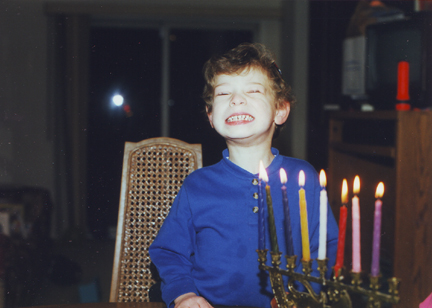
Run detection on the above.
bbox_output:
[216,92,230,96]
[248,89,262,94]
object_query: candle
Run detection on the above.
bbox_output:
[258,161,266,250]
[318,170,328,260]
[261,167,279,253]
[371,182,384,277]
[396,61,410,101]
[352,175,361,273]
[298,170,310,261]
[334,179,348,277]
[396,61,411,110]
[280,168,294,256]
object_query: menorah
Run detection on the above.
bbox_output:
[256,249,400,308]
[256,166,401,308]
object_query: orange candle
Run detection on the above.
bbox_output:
[298,170,310,261]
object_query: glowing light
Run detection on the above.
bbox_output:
[319,170,327,188]
[112,94,124,106]
[259,161,268,182]
[353,176,360,195]
[341,179,348,204]
[280,168,287,184]
[375,182,384,199]
[298,170,305,187]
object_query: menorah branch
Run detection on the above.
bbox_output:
[257,250,400,308]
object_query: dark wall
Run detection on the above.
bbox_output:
[307,0,415,171]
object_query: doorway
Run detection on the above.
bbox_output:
[87,25,253,238]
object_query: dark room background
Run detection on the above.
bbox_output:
[85,0,416,239]
[87,26,253,238]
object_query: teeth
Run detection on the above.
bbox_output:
[227,115,254,122]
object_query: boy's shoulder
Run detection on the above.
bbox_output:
[183,159,225,182]
[279,155,318,175]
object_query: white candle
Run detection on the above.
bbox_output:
[352,176,361,273]
[318,170,328,260]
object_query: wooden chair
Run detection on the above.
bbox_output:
[110,137,202,302]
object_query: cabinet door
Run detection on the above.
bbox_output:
[328,111,432,308]
[328,113,397,280]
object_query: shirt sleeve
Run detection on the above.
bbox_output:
[149,184,199,307]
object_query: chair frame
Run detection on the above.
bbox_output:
[110,137,202,302]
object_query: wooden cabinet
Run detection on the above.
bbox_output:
[328,111,432,308]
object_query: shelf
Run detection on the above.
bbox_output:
[329,142,396,158]
[329,110,398,120]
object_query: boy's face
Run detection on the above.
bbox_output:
[207,67,289,145]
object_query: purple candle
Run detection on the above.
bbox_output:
[258,161,266,250]
[371,182,384,277]
[280,168,294,256]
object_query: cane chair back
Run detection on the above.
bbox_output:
[110,137,202,302]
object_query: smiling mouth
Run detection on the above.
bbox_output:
[226,114,254,123]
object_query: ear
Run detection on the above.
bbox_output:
[206,106,214,128]
[274,101,290,125]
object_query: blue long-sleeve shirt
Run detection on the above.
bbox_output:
[149,148,339,308]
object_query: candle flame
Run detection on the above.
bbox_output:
[375,182,384,198]
[341,179,348,204]
[353,175,360,195]
[319,170,327,187]
[298,170,305,187]
[280,168,287,184]
[259,160,268,182]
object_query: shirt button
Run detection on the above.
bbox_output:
[253,192,259,199]
[253,206,259,213]
[252,178,259,185]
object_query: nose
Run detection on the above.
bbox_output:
[230,93,246,106]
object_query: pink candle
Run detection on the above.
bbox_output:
[371,182,384,277]
[352,176,361,273]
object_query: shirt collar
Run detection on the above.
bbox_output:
[221,148,283,179]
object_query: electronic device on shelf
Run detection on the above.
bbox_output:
[365,11,432,110]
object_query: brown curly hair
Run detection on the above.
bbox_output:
[202,42,296,116]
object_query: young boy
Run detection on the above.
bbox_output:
[149,43,339,308]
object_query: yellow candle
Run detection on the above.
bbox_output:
[298,170,310,261]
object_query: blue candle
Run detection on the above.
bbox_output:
[280,168,294,256]
[258,161,266,250]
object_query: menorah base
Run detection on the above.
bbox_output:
[267,267,352,308]
[257,249,399,308]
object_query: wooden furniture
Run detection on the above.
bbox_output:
[328,111,432,308]
[110,138,202,303]
[26,302,258,308]
[29,303,166,308]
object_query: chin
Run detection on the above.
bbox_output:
[225,134,255,141]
